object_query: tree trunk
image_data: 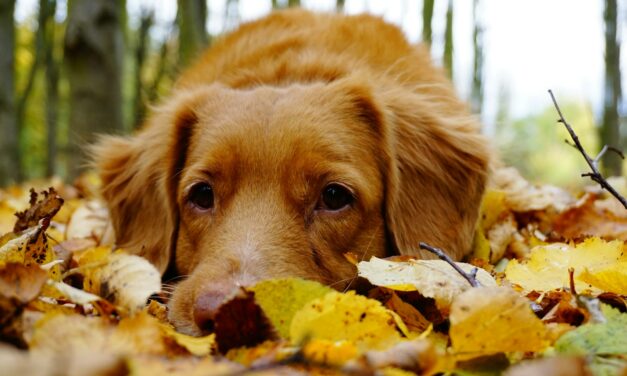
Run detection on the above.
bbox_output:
[601,0,622,176]
[443,0,454,79]
[43,0,59,177]
[336,0,345,12]
[422,0,434,48]
[470,0,484,115]
[64,0,124,178]
[133,11,153,128]
[0,0,18,185]
[287,0,300,7]
[177,0,208,68]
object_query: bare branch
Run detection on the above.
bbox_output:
[419,242,480,287]
[548,90,627,209]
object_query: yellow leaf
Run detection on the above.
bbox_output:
[449,286,547,359]
[358,257,496,313]
[302,339,358,366]
[250,278,333,338]
[578,262,627,295]
[505,237,625,294]
[159,323,215,356]
[290,291,408,352]
[0,220,60,281]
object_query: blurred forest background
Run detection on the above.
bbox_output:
[0,0,624,188]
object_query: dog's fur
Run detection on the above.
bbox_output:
[93,9,490,335]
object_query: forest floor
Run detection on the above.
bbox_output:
[0,168,626,376]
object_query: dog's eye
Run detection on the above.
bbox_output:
[188,183,214,210]
[319,183,354,211]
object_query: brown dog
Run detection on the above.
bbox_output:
[93,9,490,335]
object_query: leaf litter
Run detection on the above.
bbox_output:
[0,169,625,375]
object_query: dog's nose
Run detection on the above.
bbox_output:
[193,289,230,332]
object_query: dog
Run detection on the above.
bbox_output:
[93,9,490,335]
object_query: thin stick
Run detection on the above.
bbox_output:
[568,267,577,295]
[548,90,627,209]
[419,242,480,287]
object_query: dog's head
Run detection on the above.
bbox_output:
[94,76,489,335]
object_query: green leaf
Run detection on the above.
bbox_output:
[555,305,627,375]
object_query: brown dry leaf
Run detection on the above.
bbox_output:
[358,257,496,313]
[491,167,574,212]
[527,290,588,326]
[214,288,276,354]
[368,287,431,334]
[553,193,627,241]
[13,188,64,233]
[0,263,48,346]
[449,286,548,359]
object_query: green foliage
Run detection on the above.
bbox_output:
[555,305,627,376]
[496,100,599,187]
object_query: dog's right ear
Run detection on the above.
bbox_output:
[92,89,209,274]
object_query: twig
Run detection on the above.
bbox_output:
[548,90,627,209]
[419,242,480,287]
[568,267,577,295]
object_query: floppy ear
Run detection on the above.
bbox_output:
[92,90,207,274]
[382,88,491,260]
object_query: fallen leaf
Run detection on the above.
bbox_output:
[82,252,161,313]
[13,188,64,233]
[302,339,358,367]
[0,218,60,280]
[491,167,574,212]
[344,339,438,375]
[505,237,626,294]
[555,305,627,376]
[65,200,115,245]
[159,323,215,356]
[553,193,627,241]
[449,286,548,359]
[290,290,408,352]
[214,288,276,354]
[250,278,333,338]
[368,287,431,334]
[358,257,496,313]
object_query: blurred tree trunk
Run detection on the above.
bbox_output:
[422,0,434,48]
[336,0,345,12]
[287,0,300,7]
[0,0,18,185]
[272,0,279,9]
[601,0,622,176]
[133,11,153,128]
[443,0,454,79]
[43,0,59,177]
[15,0,48,181]
[177,0,208,68]
[64,0,124,178]
[470,0,484,115]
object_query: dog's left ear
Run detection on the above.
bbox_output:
[381,87,491,260]
[92,89,207,274]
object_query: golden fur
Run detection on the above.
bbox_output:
[93,9,490,335]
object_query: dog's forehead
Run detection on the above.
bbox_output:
[189,85,374,164]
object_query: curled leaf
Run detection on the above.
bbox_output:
[358,257,496,313]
